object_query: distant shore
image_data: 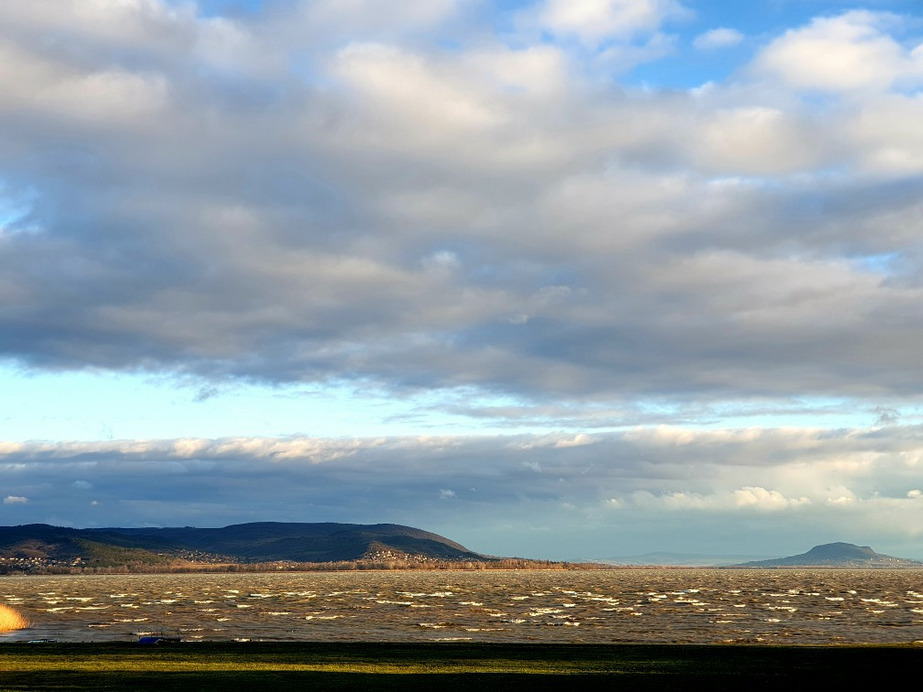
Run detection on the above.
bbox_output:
[0,558,618,576]
[1,641,921,690]
[6,562,923,575]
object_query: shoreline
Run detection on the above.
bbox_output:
[0,561,609,576]
[6,564,923,577]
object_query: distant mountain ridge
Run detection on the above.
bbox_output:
[597,552,770,567]
[0,522,489,571]
[734,542,922,568]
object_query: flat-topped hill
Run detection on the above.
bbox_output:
[734,542,921,568]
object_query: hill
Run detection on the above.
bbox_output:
[0,522,492,572]
[734,542,922,568]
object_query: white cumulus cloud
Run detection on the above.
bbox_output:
[754,11,923,92]
[533,0,687,44]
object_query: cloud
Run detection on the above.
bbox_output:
[629,486,811,513]
[193,386,221,403]
[532,0,688,44]
[0,425,922,549]
[554,434,594,448]
[333,42,502,139]
[693,27,744,50]
[873,406,900,426]
[847,94,923,173]
[298,0,463,36]
[753,11,923,92]
[691,107,821,173]
[0,0,920,414]
[3,496,28,504]
[733,486,810,511]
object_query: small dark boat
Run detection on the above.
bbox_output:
[137,636,181,645]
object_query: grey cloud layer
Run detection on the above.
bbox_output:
[3,428,923,557]
[2,2,923,407]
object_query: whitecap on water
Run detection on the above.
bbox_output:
[6,567,923,644]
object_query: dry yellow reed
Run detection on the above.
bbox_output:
[0,604,29,632]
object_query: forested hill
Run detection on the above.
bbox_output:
[0,522,497,572]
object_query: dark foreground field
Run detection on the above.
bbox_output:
[1,642,921,690]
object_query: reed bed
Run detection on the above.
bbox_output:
[0,604,29,632]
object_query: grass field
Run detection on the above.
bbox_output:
[1,641,922,690]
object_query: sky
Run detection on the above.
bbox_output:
[2,0,923,561]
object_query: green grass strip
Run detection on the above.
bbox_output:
[1,642,922,690]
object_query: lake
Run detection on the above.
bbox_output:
[3,569,923,644]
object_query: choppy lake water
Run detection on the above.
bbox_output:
[3,569,923,645]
